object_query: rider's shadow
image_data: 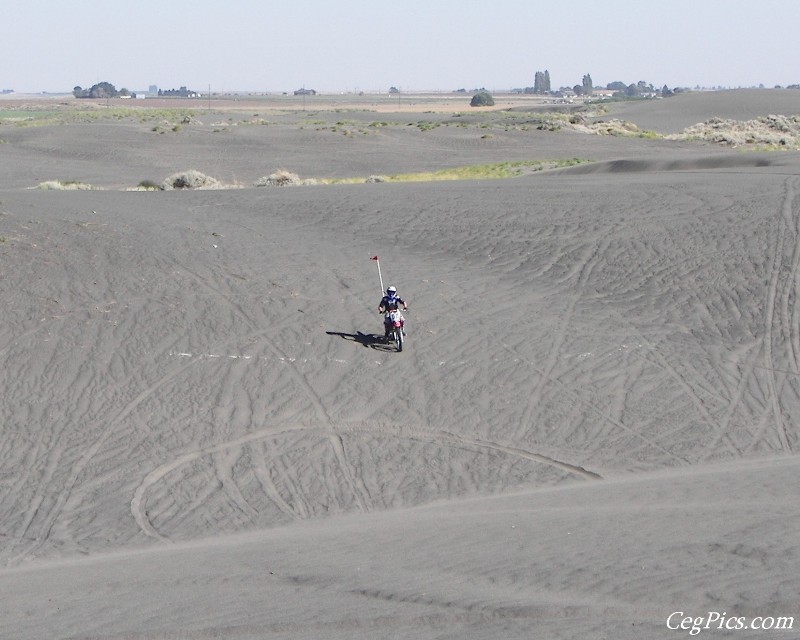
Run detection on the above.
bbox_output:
[326,330,394,351]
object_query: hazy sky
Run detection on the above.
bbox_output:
[4,0,799,94]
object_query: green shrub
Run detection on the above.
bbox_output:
[470,91,495,107]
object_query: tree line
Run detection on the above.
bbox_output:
[73,82,134,99]
[526,70,678,98]
[72,82,201,99]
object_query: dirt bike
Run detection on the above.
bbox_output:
[383,308,405,352]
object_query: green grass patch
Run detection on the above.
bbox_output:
[324,159,591,184]
[0,109,62,124]
[1,107,200,127]
[386,159,589,181]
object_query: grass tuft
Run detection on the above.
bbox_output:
[35,180,100,190]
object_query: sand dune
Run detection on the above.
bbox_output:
[558,153,783,174]
[2,455,797,639]
[1,91,800,638]
[594,88,800,134]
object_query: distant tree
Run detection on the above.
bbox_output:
[582,74,593,96]
[470,91,495,107]
[160,86,201,97]
[661,84,674,97]
[533,70,551,94]
[606,81,627,91]
[73,82,119,99]
[573,84,584,96]
[91,82,117,98]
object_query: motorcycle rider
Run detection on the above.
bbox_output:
[378,285,408,339]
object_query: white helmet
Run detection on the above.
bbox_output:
[387,285,397,296]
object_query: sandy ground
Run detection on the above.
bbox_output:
[2,90,800,638]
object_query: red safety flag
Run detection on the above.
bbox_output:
[370,255,379,260]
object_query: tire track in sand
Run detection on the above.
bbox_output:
[130,420,601,541]
[9,311,303,560]
[515,234,613,441]
[500,340,689,465]
[402,428,602,481]
[131,250,379,541]
[131,423,313,541]
[258,322,372,515]
[761,176,797,453]
[130,338,372,542]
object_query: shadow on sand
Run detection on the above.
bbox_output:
[326,330,397,351]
